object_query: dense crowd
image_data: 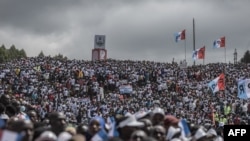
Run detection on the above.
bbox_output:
[0,57,250,141]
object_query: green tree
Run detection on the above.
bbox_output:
[8,45,18,60]
[19,49,27,58]
[0,45,6,63]
[38,51,45,58]
[53,53,67,60]
[240,50,250,63]
[0,44,26,62]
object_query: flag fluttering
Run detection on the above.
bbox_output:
[192,46,205,60]
[208,73,225,94]
[238,79,250,99]
[175,30,185,42]
[213,36,225,48]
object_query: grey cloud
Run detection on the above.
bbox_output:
[0,0,250,64]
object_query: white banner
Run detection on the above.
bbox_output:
[119,85,133,94]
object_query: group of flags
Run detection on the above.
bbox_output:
[174,30,225,61]
[175,29,249,99]
[207,73,250,99]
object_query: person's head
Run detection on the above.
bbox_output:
[28,110,38,123]
[164,115,179,131]
[5,105,17,117]
[194,127,208,141]
[32,126,50,141]
[206,128,217,141]
[48,112,67,135]
[9,119,34,141]
[66,126,77,136]
[88,116,105,135]
[57,131,72,141]
[151,125,166,141]
[151,108,165,126]
[12,100,21,113]
[68,134,86,141]
[138,118,152,135]
[0,94,11,105]
[76,124,88,136]
[130,130,147,141]
[34,131,57,141]
[42,118,50,126]
[0,103,5,114]
[5,116,18,129]
[117,115,144,141]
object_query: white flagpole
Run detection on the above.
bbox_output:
[185,38,187,61]
[225,47,226,63]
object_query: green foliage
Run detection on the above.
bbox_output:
[240,50,250,63]
[0,44,27,63]
[53,53,67,60]
[0,44,68,63]
[38,51,45,58]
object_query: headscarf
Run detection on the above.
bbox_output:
[89,116,105,130]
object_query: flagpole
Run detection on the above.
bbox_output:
[224,48,227,99]
[224,66,226,99]
[203,46,205,65]
[185,38,187,61]
[225,47,226,63]
[193,18,196,66]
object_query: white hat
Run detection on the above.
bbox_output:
[218,122,224,127]
[57,132,72,141]
[0,114,9,120]
[152,107,164,117]
[118,115,144,128]
[166,126,181,140]
[134,111,148,119]
[35,131,57,141]
[207,128,217,136]
[194,128,207,140]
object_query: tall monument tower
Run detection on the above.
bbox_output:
[92,35,107,61]
[234,48,237,64]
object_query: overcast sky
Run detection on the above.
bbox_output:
[0,0,250,65]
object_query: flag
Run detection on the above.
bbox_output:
[192,46,205,60]
[0,129,23,141]
[213,36,225,48]
[178,119,191,138]
[107,116,119,137]
[175,30,185,42]
[238,79,250,99]
[91,129,108,141]
[208,73,225,94]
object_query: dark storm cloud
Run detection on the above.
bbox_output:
[0,0,249,64]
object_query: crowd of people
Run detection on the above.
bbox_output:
[0,57,250,141]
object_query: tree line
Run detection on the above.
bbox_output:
[0,44,67,63]
[0,44,250,64]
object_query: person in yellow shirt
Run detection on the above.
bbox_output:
[224,103,231,116]
[218,115,227,125]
